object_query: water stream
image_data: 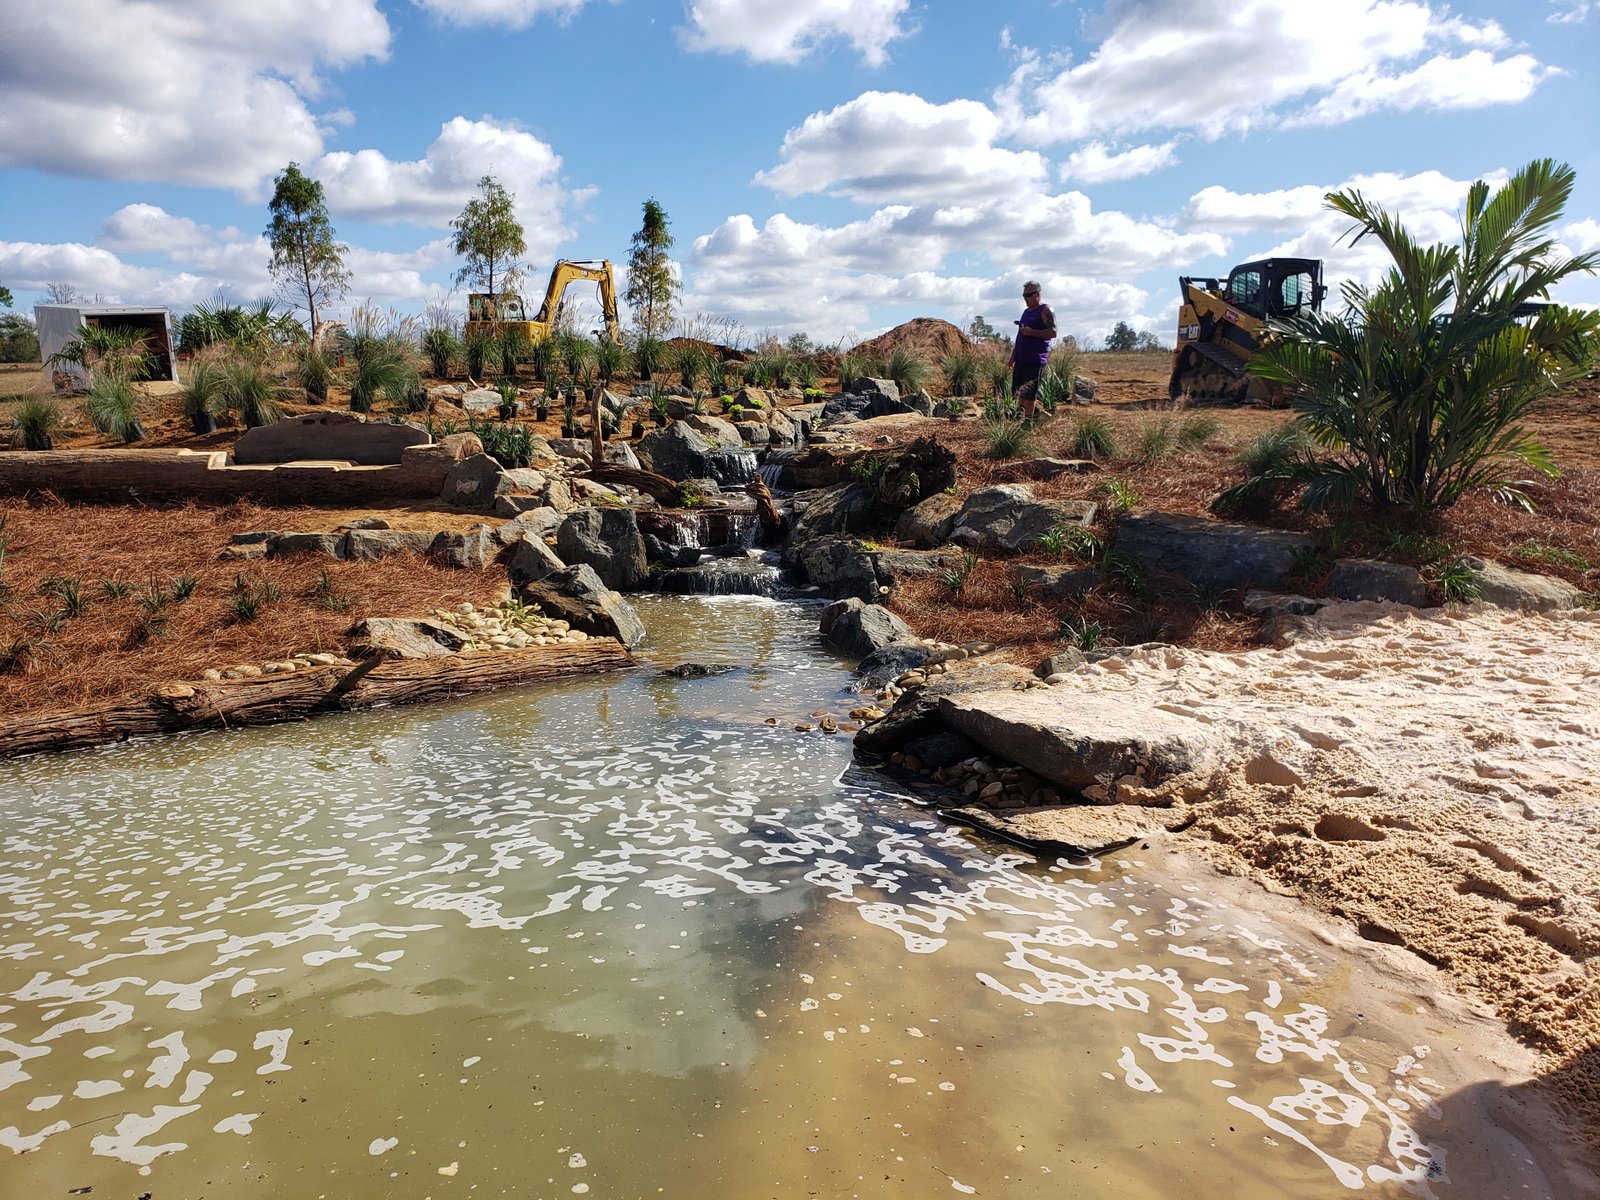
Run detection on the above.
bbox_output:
[0,596,1564,1198]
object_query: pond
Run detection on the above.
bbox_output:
[0,596,1563,1198]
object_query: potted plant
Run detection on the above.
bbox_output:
[497,379,520,421]
[648,385,671,427]
[535,387,551,423]
[561,393,578,439]
[182,354,226,435]
[10,396,63,450]
[629,405,646,440]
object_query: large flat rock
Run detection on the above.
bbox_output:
[234,412,429,466]
[1116,511,1312,592]
[935,686,1217,802]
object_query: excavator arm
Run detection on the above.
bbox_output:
[533,260,621,344]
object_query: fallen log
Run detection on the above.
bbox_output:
[0,640,634,759]
[591,463,683,506]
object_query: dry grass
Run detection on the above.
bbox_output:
[0,498,503,717]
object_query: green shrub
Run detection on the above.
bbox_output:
[1134,417,1177,463]
[1175,413,1224,450]
[980,416,1038,459]
[885,346,932,396]
[1068,414,1118,460]
[421,325,459,378]
[11,396,64,450]
[942,350,979,397]
[84,376,145,441]
[221,357,287,428]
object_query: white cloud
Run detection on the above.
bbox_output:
[312,118,592,261]
[754,93,1047,204]
[412,0,588,28]
[0,0,389,189]
[1290,51,1551,125]
[1058,141,1180,185]
[679,0,912,66]
[1562,218,1600,254]
[996,0,1548,143]
[1182,169,1492,237]
[1548,0,1595,22]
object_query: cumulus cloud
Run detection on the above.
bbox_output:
[1560,218,1600,255]
[680,0,913,65]
[1058,141,1180,185]
[995,0,1549,143]
[311,118,591,260]
[412,0,588,28]
[754,92,1047,204]
[2,204,452,312]
[0,0,389,189]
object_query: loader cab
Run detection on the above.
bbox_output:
[1223,258,1325,320]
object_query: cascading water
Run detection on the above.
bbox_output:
[637,499,783,596]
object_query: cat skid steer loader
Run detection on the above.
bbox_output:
[466,259,622,345]
[1168,257,1325,403]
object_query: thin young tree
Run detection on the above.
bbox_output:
[625,198,677,340]
[452,175,526,305]
[266,163,351,335]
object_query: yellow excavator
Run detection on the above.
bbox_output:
[466,259,621,345]
[1168,257,1326,403]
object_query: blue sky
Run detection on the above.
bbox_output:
[1,0,1596,347]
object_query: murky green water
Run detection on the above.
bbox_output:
[0,597,1562,1198]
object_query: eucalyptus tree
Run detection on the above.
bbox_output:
[625,199,677,340]
[452,175,526,303]
[266,163,351,335]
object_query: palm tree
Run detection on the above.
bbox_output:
[1244,158,1599,513]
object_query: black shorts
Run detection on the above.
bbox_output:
[1011,359,1042,398]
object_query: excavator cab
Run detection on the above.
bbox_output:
[1221,259,1325,320]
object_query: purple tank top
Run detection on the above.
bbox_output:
[1015,304,1052,366]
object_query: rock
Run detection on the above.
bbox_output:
[936,685,1218,803]
[732,386,772,412]
[1461,556,1584,612]
[735,421,770,445]
[945,805,1167,857]
[822,394,872,423]
[894,493,963,549]
[1255,612,1323,646]
[683,414,742,446]
[766,409,800,447]
[342,517,390,530]
[902,730,979,769]
[544,478,574,512]
[500,467,548,495]
[232,411,429,466]
[495,506,565,546]
[550,437,594,463]
[856,378,900,405]
[993,457,1100,482]
[348,617,468,659]
[794,535,879,600]
[504,535,566,588]
[461,387,501,414]
[1010,566,1103,602]
[1073,376,1098,403]
[345,528,438,561]
[267,531,346,559]
[429,526,495,570]
[1327,558,1429,607]
[870,548,969,591]
[819,598,915,659]
[555,508,649,591]
[1115,511,1312,592]
[788,483,878,547]
[1035,649,1086,679]
[441,453,510,508]
[1242,589,1326,616]
[949,485,1097,552]
[427,384,465,403]
[571,478,621,501]
[636,422,755,485]
[658,663,736,678]
[855,643,931,689]
[515,563,646,648]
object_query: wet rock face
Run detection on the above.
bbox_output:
[818,598,915,659]
[637,423,758,486]
[513,564,646,648]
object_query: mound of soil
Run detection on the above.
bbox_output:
[665,336,749,363]
[850,318,973,362]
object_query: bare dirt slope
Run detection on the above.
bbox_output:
[850,317,973,362]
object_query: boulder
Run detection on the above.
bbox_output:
[429,526,495,570]
[819,597,915,659]
[233,411,429,466]
[344,528,438,561]
[821,394,872,423]
[894,493,963,549]
[993,457,1100,482]
[515,564,646,648]
[1327,558,1429,607]
[1073,377,1098,403]
[1011,565,1103,602]
[347,617,468,660]
[789,483,877,547]
[495,507,565,546]
[683,414,742,446]
[441,453,510,508]
[855,643,931,689]
[1242,590,1326,616]
[1035,649,1087,679]
[735,421,770,445]
[504,535,566,588]
[950,485,1097,552]
[794,536,880,600]
[1461,556,1584,612]
[856,378,900,405]
[555,508,649,591]
[267,531,346,559]
[936,686,1218,803]
[733,386,772,412]
[550,437,594,463]
[501,466,548,494]
[870,548,969,590]
[461,387,501,414]
[766,409,801,447]
[1115,512,1312,592]
[637,423,713,481]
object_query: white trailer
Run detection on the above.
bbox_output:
[35,304,179,391]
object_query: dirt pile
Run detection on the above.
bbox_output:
[850,318,973,362]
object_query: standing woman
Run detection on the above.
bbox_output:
[1010,280,1056,419]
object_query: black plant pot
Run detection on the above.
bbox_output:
[190,411,218,435]
[124,420,147,443]
[561,424,576,439]
[23,432,52,451]
[654,414,668,428]
[630,422,645,439]
[535,406,549,423]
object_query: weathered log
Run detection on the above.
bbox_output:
[0,640,634,759]
[785,435,956,501]
[590,463,683,506]
[744,475,787,538]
